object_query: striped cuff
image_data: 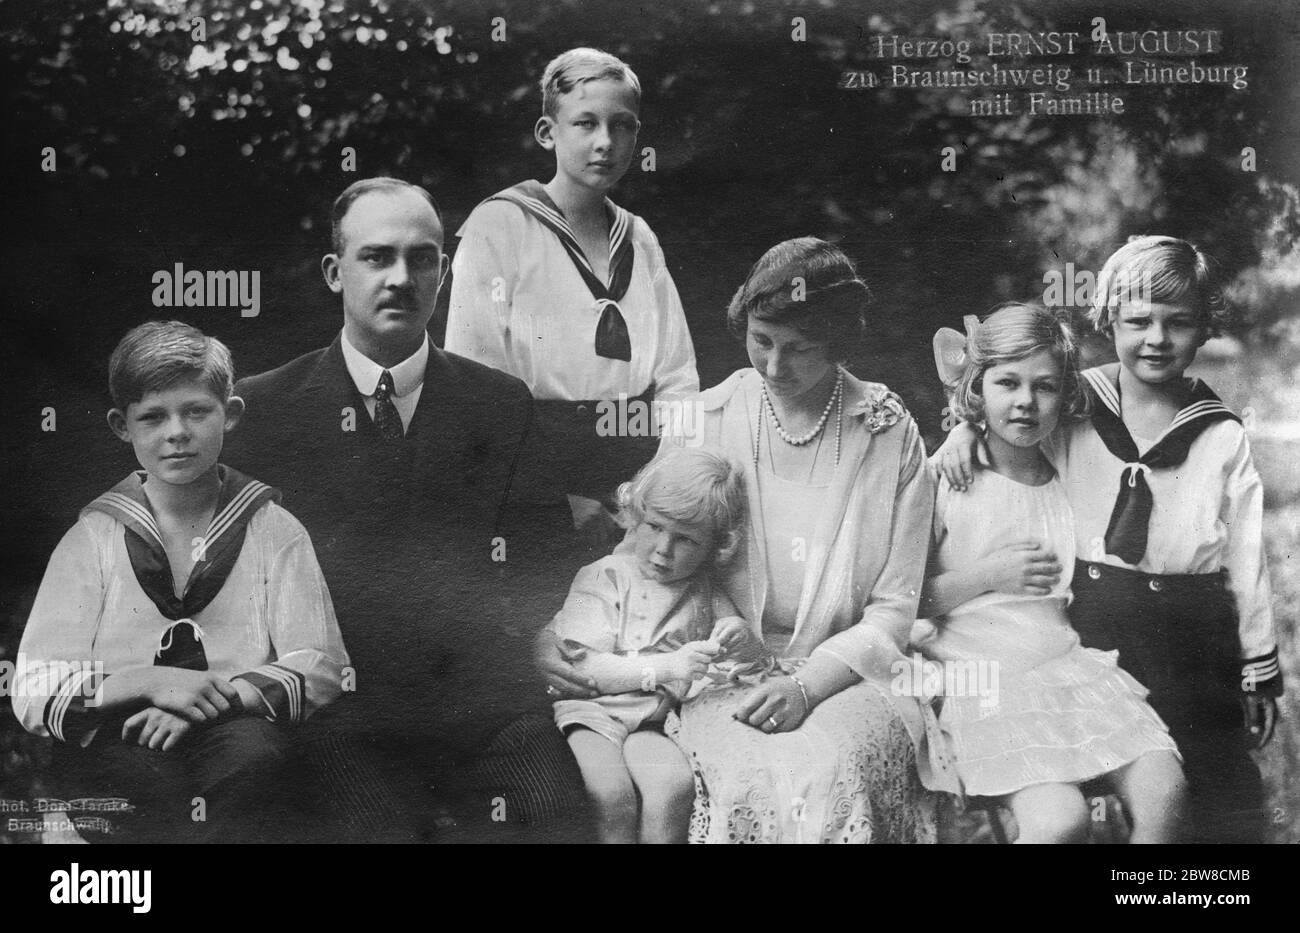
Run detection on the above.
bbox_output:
[43,668,103,744]
[233,665,306,723]
[1241,650,1283,697]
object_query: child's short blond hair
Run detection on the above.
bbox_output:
[540,47,641,118]
[617,447,745,551]
[1089,235,1230,339]
[109,320,235,410]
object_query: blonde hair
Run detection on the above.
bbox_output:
[617,447,745,555]
[953,303,1088,425]
[540,47,641,118]
[1089,235,1229,339]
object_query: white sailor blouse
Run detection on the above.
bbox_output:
[13,468,350,743]
[1047,364,1281,695]
[446,180,699,403]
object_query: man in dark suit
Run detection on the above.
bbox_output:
[224,177,587,842]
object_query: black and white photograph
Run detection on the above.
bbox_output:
[2,0,1297,883]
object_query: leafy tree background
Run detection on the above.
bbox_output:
[3,0,1298,840]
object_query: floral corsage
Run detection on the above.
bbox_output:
[850,388,907,434]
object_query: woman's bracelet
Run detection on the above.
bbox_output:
[791,675,812,715]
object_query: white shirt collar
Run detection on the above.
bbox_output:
[339,331,429,398]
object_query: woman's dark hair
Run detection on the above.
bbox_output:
[725,237,870,361]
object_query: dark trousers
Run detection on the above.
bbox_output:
[528,390,661,504]
[295,710,592,844]
[1071,560,1265,843]
[51,715,293,844]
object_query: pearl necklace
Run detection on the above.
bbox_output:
[754,369,844,467]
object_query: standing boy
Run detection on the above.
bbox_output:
[447,48,699,553]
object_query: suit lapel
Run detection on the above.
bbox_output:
[302,336,371,436]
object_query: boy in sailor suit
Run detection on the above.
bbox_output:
[447,47,699,554]
[939,237,1283,842]
[13,321,349,843]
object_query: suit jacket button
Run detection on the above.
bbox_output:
[1148,579,1162,593]
[1088,565,1101,580]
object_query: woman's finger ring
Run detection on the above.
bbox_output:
[545,685,560,697]
[767,716,778,730]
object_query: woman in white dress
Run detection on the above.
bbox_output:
[657,238,950,842]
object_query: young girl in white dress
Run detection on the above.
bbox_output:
[916,304,1186,843]
[547,446,769,843]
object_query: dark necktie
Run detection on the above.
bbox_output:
[485,182,636,362]
[155,619,209,671]
[374,370,404,440]
[1084,369,1237,564]
[594,299,632,362]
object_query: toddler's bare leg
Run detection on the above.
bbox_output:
[566,728,638,844]
[623,730,694,844]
